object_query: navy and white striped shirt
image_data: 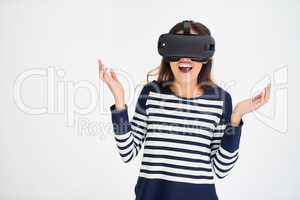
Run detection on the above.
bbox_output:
[110,80,243,200]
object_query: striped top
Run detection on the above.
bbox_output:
[110,80,243,200]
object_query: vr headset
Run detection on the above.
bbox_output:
[157,20,215,62]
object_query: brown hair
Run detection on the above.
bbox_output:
[147,20,216,89]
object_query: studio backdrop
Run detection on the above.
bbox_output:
[0,0,299,200]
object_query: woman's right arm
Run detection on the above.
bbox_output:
[98,59,150,163]
[110,85,150,163]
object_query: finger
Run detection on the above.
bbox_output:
[260,88,266,105]
[254,88,265,101]
[103,67,113,83]
[98,59,104,80]
[110,69,118,81]
[252,94,260,102]
[252,90,265,110]
[102,65,111,83]
[265,83,271,103]
[261,86,267,105]
[252,91,262,103]
[252,94,264,110]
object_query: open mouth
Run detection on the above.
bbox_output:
[178,62,193,73]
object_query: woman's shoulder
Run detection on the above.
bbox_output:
[205,83,232,102]
[141,80,164,93]
[138,80,163,97]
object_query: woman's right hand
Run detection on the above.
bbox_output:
[98,59,125,111]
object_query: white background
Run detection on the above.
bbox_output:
[0,0,299,199]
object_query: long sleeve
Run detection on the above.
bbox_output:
[110,84,150,163]
[210,91,244,179]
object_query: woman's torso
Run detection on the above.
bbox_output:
[134,80,225,200]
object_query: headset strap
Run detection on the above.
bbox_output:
[183,20,192,34]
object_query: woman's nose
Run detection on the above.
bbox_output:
[179,58,192,62]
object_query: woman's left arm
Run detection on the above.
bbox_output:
[211,83,271,179]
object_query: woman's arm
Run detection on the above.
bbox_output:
[99,59,150,163]
[210,91,243,179]
[211,84,271,178]
[110,85,150,163]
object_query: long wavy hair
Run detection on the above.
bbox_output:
[147,20,216,89]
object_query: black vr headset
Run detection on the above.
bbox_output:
[157,20,215,63]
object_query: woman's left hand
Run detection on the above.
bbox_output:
[231,83,271,126]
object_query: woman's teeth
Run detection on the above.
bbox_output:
[178,63,193,73]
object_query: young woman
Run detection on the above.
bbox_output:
[99,20,271,200]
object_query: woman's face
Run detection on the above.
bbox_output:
[169,28,205,84]
[169,58,204,84]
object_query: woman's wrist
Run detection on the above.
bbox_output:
[231,108,244,127]
[114,98,125,111]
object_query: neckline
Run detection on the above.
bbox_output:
[163,81,208,100]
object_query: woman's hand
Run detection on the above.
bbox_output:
[98,59,125,111]
[231,83,271,127]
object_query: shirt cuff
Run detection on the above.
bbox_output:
[221,118,244,153]
[110,104,131,135]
